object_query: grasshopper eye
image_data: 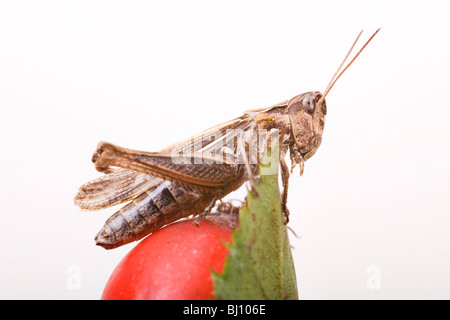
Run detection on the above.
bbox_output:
[302,96,315,114]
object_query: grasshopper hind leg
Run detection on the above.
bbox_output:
[193,196,218,226]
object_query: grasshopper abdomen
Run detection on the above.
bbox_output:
[95,181,218,249]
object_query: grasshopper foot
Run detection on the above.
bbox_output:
[282,204,290,225]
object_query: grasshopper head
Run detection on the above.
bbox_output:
[287,91,326,161]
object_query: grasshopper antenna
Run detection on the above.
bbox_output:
[323,30,363,97]
[319,28,380,104]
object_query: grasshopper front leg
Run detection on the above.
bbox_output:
[288,115,306,176]
[280,146,290,224]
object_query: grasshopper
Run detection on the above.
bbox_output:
[74,30,379,249]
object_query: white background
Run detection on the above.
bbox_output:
[1,1,449,299]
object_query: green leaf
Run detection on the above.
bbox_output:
[212,141,298,300]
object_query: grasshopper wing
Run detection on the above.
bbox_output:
[74,168,163,210]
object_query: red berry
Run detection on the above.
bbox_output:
[101,216,234,300]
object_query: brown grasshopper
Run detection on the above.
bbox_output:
[74,29,379,249]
